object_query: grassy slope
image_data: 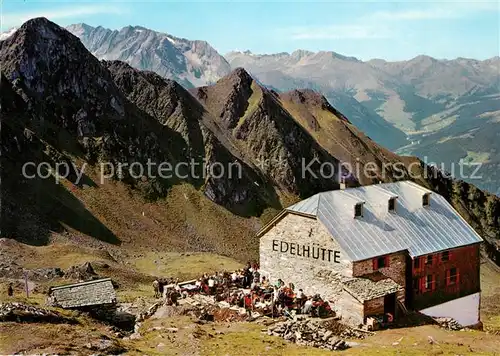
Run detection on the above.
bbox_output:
[480,260,500,331]
[233,81,262,134]
[0,240,245,303]
[0,320,127,355]
[43,165,263,263]
[280,97,403,185]
[133,252,244,281]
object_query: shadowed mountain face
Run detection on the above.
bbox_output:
[0,70,119,245]
[1,18,499,263]
[66,23,231,88]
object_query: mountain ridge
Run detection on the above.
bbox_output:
[227,49,500,64]
[65,23,231,88]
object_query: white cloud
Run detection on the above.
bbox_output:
[285,1,498,42]
[370,1,499,22]
[289,25,392,40]
[370,8,459,21]
[1,4,127,28]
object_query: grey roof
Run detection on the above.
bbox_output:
[48,278,116,309]
[314,270,402,302]
[287,193,320,216]
[343,276,402,302]
[286,181,483,261]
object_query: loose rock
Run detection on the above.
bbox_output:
[266,319,353,351]
[434,317,463,331]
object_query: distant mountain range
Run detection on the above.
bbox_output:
[66,23,231,88]
[1,22,498,194]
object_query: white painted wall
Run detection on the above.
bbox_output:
[259,213,353,300]
[419,292,481,326]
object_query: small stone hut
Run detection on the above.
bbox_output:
[47,278,117,310]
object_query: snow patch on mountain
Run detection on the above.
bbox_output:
[0,27,18,41]
[66,23,231,88]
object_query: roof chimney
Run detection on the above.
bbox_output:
[422,193,431,207]
[340,177,346,190]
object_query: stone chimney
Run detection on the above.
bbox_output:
[340,177,346,190]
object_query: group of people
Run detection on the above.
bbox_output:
[157,262,332,319]
[263,279,332,318]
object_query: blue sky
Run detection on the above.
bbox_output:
[1,0,499,61]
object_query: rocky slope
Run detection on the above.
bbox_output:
[66,23,231,88]
[0,18,499,264]
[190,68,353,195]
[51,25,500,194]
[102,60,280,214]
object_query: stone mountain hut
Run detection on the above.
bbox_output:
[258,181,483,328]
[47,278,117,310]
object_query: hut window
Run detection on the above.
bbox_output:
[446,267,459,286]
[441,251,450,262]
[354,203,363,218]
[388,198,396,212]
[425,255,433,265]
[423,193,430,207]
[425,274,436,291]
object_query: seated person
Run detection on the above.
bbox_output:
[302,297,313,315]
[261,276,270,288]
[231,271,238,283]
[295,289,306,310]
[274,279,284,288]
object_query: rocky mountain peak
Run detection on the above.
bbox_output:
[0,17,126,136]
[310,51,359,62]
[280,89,345,117]
[65,23,94,37]
[225,67,254,84]
[7,17,76,44]
[291,49,314,60]
[192,67,256,130]
[407,54,439,67]
[67,22,231,88]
